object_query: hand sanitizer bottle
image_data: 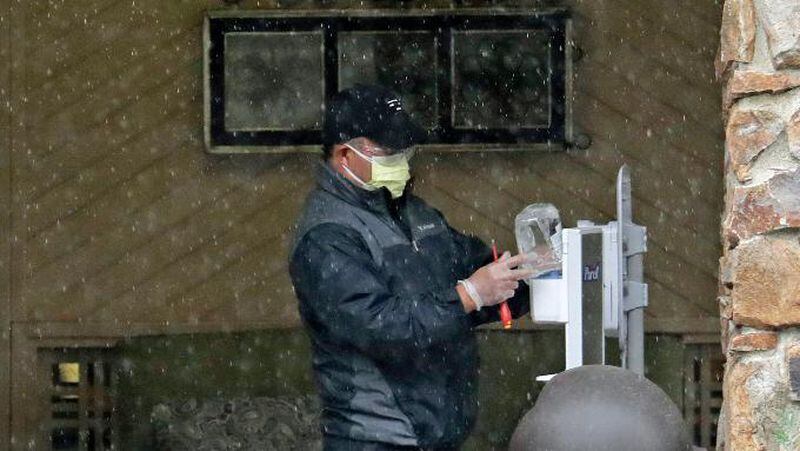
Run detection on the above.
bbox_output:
[514,203,563,280]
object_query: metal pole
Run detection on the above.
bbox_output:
[617,165,646,376]
[626,252,645,375]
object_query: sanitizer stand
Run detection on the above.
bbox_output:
[529,166,648,381]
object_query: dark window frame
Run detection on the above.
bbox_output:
[204,9,569,153]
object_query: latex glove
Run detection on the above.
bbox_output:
[466,251,535,307]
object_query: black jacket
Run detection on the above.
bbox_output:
[289,162,529,447]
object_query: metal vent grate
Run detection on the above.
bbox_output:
[38,347,118,450]
[683,343,723,450]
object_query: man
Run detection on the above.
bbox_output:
[289,84,533,450]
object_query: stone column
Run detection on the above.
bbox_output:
[717,0,800,449]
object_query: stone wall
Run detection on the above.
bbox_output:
[717,0,800,449]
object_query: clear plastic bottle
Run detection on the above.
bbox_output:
[514,203,563,280]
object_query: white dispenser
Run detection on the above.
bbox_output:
[517,166,648,381]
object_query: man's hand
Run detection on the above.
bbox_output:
[458,252,535,313]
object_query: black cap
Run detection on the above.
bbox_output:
[323,84,427,154]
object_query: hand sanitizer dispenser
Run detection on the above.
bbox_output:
[516,166,648,381]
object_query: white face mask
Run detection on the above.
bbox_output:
[342,143,413,199]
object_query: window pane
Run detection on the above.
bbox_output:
[224,32,324,132]
[453,30,552,129]
[338,31,437,128]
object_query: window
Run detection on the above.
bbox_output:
[683,342,723,449]
[40,347,118,450]
[204,9,569,153]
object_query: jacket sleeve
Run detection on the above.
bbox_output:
[289,223,472,362]
[446,225,531,327]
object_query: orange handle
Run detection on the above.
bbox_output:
[499,303,513,329]
[492,240,513,329]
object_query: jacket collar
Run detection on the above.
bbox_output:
[315,161,407,216]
